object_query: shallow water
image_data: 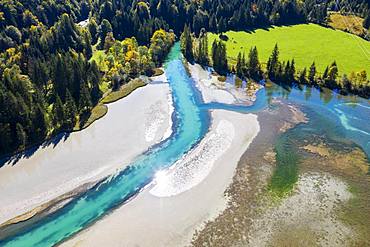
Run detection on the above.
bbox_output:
[1,43,369,246]
[0,43,210,246]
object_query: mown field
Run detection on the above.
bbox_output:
[208,24,370,76]
[328,12,366,37]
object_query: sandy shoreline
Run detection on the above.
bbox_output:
[188,63,262,104]
[0,78,172,225]
[62,110,260,247]
[0,62,262,246]
[61,63,261,246]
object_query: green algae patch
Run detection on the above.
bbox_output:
[268,133,300,198]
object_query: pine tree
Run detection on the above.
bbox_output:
[54,54,67,100]
[328,61,338,81]
[53,95,65,127]
[308,62,316,85]
[99,19,113,49]
[212,39,218,69]
[89,61,102,104]
[88,18,99,44]
[180,24,193,61]
[197,29,209,65]
[248,46,260,80]
[299,68,307,84]
[79,83,92,114]
[241,52,246,76]
[219,41,228,74]
[326,61,339,89]
[15,123,27,151]
[0,123,12,154]
[236,52,243,77]
[290,59,296,82]
[83,30,93,59]
[32,104,47,142]
[267,44,280,80]
[284,61,291,82]
[212,40,228,75]
[64,89,77,129]
[202,32,209,64]
[323,66,329,80]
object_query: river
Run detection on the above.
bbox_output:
[1,42,369,246]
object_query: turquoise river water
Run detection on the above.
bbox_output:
[1,43,369,246]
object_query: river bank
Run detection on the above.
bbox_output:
[188,63,262,104]
[0,77,172,227]
[59,60,263,246]
[192,100,370,246]
[62,109,260,247]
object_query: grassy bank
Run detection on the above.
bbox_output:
[73,78,147,130]
[208,24,370,76]
[100,78,147,104]
[73,104,108,131]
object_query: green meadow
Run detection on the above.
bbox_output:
[208,24,370,76]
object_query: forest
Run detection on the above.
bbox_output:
[0,0,369,156]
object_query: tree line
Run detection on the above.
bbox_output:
[0,0,175,156]
[0,0,369,156]
[181,25,369,98]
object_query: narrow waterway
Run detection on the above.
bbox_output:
[1,43,369,246]
[0,43,212,246]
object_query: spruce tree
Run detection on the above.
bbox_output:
[180,24,193,61]
[197,29,209,65]
[15,123,27,151]
[211,39,218,69]
[290,59,296,82]
[32,104,47,141]
[211,40,228,75]
[83,30,93,59]
[98,19,113,49]
[79,83,92,114]
[54,54,67,100]
[248,46,260,80]
[284,61,291,82]
[89,61,102,104]
[64,90,77,129]
[267,44,280,80]
[0,123,12,154]
[218,41,228,74]
[53,95,65,127]
[299,68,307,84]
[236,52,243,77]
[323,66,329,80]
[326,61,339,89]
[308,62,316,84]
[88,18,99,44]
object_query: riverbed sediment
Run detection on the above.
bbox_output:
[62,109,260,247]
[60,62,262,247]
[0,78,172,227]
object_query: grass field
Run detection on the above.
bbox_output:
[209,24,370,75]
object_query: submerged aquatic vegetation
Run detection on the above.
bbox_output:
[268,132,300,197]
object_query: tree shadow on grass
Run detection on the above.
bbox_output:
[220,22,309,37]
